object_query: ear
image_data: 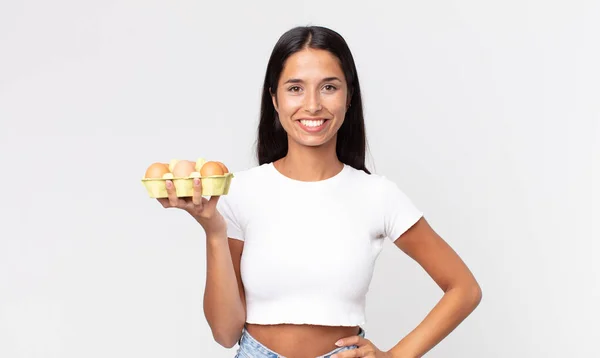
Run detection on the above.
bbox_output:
[270,87,278,111]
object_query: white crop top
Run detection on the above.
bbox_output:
[216,162,423,326]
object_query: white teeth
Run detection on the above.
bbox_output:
[300,119,325,127]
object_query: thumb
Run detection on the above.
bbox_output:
[204,195,221,211]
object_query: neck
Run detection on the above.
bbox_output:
[275,137,343,181]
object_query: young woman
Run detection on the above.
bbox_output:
[159,26,482,358]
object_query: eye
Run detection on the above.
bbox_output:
[288,86,302,92]
[323,84,337,91]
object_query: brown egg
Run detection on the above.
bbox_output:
[145,162,170,179]
[200,161,225,177]
[172,160,196,178]
[215,161,229,174]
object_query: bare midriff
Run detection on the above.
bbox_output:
[245,323,361,358]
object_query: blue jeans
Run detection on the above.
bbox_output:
[234,326,365,358]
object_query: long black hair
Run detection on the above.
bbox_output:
[256,26,370,174]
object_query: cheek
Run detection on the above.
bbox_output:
[325,93,348,113]
[330,102,348,117]
[277,98,302,116]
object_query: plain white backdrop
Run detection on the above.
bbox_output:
[1,0,598,357]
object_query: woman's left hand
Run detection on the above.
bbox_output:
[330,336,393,358]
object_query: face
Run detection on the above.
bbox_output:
[272,48,350,148]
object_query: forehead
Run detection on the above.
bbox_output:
[280,48,345,81]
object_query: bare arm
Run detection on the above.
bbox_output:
[159,179,247,348]
[203,235,246,348]
[388,217,483,358]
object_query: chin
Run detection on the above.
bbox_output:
[293,136,335,148]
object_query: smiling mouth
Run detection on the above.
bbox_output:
[299,118,327,127]
[296,118,330,133]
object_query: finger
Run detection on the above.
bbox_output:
[192,178,203,207]
[165,180,178,207]
[332,345,374,358]
[204,194,221,211]
[335,335,364,348]
[179,197,195,212]
[157,198,170,208]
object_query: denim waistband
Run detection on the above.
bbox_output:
[236,326,366,358]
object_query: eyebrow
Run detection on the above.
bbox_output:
[283,77,343,84]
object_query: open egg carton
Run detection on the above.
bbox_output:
[141,158,234,198]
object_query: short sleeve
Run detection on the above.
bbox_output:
[216,194,244,241]
[380,176,423,241]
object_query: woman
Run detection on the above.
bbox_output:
[159,26,482,358]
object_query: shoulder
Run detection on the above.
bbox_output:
[216,164,270,225]
[343,165,398,190]
[231,163,272,178]
[344,166,418,206]
[229,163,271,185]
[220,163,272,200]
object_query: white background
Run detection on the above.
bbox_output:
[1,0,598,357]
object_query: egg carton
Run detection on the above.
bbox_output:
[141,173,234,198]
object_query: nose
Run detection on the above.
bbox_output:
[304,90,322,114]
